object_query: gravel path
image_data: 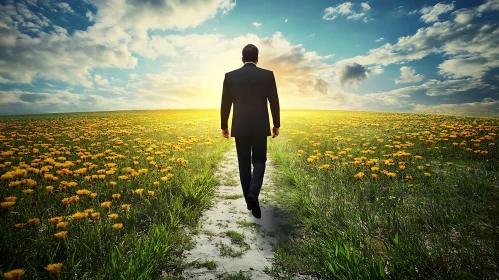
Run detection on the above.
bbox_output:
[182,143,285,279]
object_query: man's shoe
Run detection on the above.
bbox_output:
[246,193,261,219]
[245,197,252,210]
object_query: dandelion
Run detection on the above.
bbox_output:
[134,188,144,196]
[3,269,25,280]
[447,162,453,166]
[1,201,15,209]
[417,166,424,170]
[46,186,54,193]
[91,212,101,220]
[76,189,91,195]
[113,223,123,230]
[71,212,88,220]
[371,174,378,180]
[386,172,397,179]
[14,223,25,229]
[108,213,119,220]
[148,191,155,196]
[56,222,68,229]
[112,194,121,199]
[53,231,68,239]
[110,181,117,187]
[121,204,131,211]
[101,201,112,209]
[90,193,98,198]
[354,172,364,180]
[5,196,17,202]
[22,189,33,195]
[424,172,431,177]
[27,218,40,225]
[49,216,64,224]
[45,263,63,275]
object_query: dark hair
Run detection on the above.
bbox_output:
[242,44,258,62]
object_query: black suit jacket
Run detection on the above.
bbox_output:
[220,63,280,137]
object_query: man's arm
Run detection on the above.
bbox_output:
[220,73,232,133]
[268,72,280,129]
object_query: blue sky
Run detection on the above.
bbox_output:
[0,0,498,116]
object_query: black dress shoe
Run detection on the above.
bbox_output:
[246,193,261,219]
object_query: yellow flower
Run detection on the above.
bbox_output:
[424,172,431,177]
[371,167,379,172]
[399,165,406,171]
[76,189,91,195]
[54,231,68,239]
[91,212,101,220]
[108,213,119,220]
[417,166,424,170]
[84,208,94,214]
[5,196,17,202]
[1,201,15,209]
[354,172,364,180]
[110,181,117,187]
[27,218,40,225]
[14,223,25,229]
[122,204,131,211]
[90,193,98,198]
[113,223,123,230]
[101,201,112,209]
[22,189,33,195]
[112,194,121,199]
[46,186,54,193]
[447,162,453,166]
[56,222,68,229]
[386,172,397,179]
[71,212,88,220]
[148,191,155,196]
[45,263,63,275]
[134,188,144,196]
[3,269,25,280]
[49,216,64,224]
[371,174,378,180]
[153,181,160,187]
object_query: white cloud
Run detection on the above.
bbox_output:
[303,33,315,40]
[86,10,94,21]
[413,98,499,117]
[323,2,370,21]
[285,19,288,23]
[93,74,109,85]
[129,74,138,79]
[55,2,74,14]
[252,22,262,27]
[375,37,384,42]
[420,1,455,23]
[395,66,424,84]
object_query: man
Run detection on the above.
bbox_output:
[220,44,280,219]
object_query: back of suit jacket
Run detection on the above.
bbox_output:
[221,63,280,137]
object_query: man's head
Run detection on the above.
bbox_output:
[242,44,258,64]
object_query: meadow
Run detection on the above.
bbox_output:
[0,109,498,279]
[268,110,498,279]
[0,110,230,279]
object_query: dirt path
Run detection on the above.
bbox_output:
[182,143,285,279]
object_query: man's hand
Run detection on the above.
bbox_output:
[222,129,229,139]
[272,127,280,138]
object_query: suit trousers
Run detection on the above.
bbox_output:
[234,136,267,200]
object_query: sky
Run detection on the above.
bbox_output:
[0,0,498,117]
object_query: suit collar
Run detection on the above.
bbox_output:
[243,63,257,68]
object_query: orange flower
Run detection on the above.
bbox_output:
[46,186,54,193]
[112,194,121,199]
[148,191,155,196]
[3,269,25,280]
[14,223,25,229]
[1,201,15,209]
[56,222,68,229]
[101,201,112,209]
[113,223,123,230]
[121,204,131,211]
[71,212,88,220]
[134,189,144,196]
[54,231,68,239]
[45,263,63,275]
[108,213,119,220]
[27,218,40,225]
[91,212,101,220]
[49,216,64,224]
[354,172,364,180]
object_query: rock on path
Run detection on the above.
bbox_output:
[182,143,285,279]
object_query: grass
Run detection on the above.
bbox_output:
[236,220,260,229]
[225,230,245,244]
[221,194,244,200]
[0,110,231,279]
[187,259,217,270]
[266,110,499,279]
[215,242,250,258]
[217,270,251,280]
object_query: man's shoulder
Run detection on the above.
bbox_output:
[225,67,273,76]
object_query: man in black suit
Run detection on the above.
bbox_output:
[220,44,280,219]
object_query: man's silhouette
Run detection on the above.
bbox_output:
[220,44,280,219]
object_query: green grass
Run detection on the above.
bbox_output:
[217,270,251,280]
[221,194,244,200]
[266,110,499,279]
[215,242,250,258]
[225,230,245,244]
[236,220,260,229]
[0,110,231,279]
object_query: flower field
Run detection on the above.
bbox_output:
[1,109,498,279]
[0,110,229,279]
[268,110,498,279]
